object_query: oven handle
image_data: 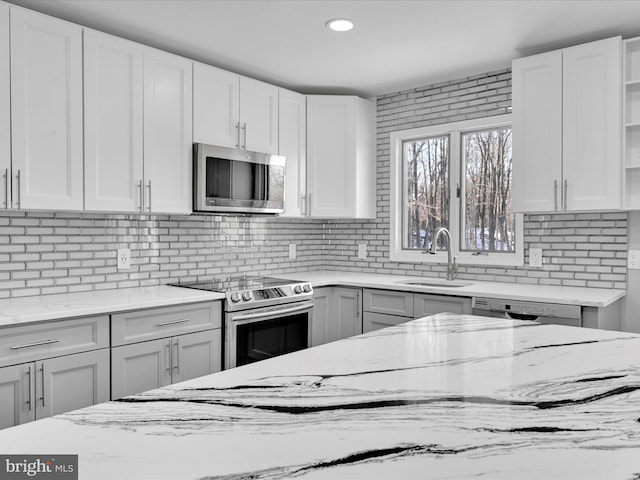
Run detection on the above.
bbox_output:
[231,302,312,323]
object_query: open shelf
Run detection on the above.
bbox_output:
[625,37,640,82]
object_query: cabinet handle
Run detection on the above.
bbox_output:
[173,338,179,374]
[242,122,247,150]
[26,365,33,411]
[155,318,189,327]
[165,340,171,373]
[39,364,45,407]
[356,290,361,317]
[11,339,60,350]
[301,194,306,216]
[15,170,21,209]
[553,180,558,212]
[235,122,240,149]
[146,181,152,212]
[3,168,8,208]
[564,179,568,211]
[137,180,143,212]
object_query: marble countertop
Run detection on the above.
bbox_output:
[1,313,639,479]
[283,270,626,307]
[0,286,225,328]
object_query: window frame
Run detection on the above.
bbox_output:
[389,114,524,267]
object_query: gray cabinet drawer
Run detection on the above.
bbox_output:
[414,294,472,318]
[363,312,410,333]
[363,289,413,317]
[111,302,222,346]
[0,316,109,368]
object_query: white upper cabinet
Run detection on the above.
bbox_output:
[193,63,240,148]
[562,38,621,211]
[84,30,144,212]
[0,3,8,209]
[513,36,621,213]
[10,7,84,210]
[512,51,563,213]
[239,77,279,153]
[278,88,306,217]
[193,64,278,153]
[143,47,193,214]
[306,95,376,218]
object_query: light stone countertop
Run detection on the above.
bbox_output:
[1,313,639,479]
[0,286,225,328]
[281,270,626,307]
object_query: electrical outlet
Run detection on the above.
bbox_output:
[628,250,640,269]
[117,248,131,270]
[288,244,296,260]
[358,244,367,259]
[529,247,542,267]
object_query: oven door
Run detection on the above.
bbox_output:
[225,300,313,369]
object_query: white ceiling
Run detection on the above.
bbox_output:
[7,0,640,97]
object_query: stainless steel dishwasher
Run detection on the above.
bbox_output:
[472,297,582,327]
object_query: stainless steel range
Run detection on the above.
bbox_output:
[170,276,313,369]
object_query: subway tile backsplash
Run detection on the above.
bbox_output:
[0,67,628,299]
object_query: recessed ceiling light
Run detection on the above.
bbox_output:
[326,18,354,32]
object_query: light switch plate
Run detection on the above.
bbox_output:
[529,248,542,267]
[358,244,367,259]
[288,244,296,260]
[117,248,131,270]
[628,250,640,269]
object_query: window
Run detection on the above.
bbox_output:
[390,115,523,266]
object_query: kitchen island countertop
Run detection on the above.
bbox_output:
[1,313,639,479]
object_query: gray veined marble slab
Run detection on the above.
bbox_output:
[1,313,640,479]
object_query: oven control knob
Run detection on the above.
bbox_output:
[294,285,303,294]
[242,291,252,302]
[303,284,311,293]
[230,293,241,303]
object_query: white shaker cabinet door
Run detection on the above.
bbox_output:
[35,349,110,420]
[562,37,621,211]
[193,62,240,148]
[10,8,83,210]
[332,287,363,341]
[239,76,279,154]
[143,47,192,214]
[279,88,307,217]
[0,363,35,429]
[0,3,9,210]
[84,30,144,212]
[512,50,563,213]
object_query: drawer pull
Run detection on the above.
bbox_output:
[155,318,190,327]
[11,339,60,350]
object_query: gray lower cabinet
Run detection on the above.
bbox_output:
[110,302,222,399]
[312,287,362,346]
[363,289,413,333]
[0,315,110,430]
[414,293,472,318]
[363,289,472,333]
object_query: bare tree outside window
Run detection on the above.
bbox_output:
[462,127,514,252]
[403,136,449,250]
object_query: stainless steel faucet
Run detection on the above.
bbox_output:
[428,227,458,281]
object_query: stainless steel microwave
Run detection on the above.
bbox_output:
[193,143,286,214]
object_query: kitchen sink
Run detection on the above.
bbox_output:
[396,279,474,288]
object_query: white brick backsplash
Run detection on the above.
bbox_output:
[0,68,628,298]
